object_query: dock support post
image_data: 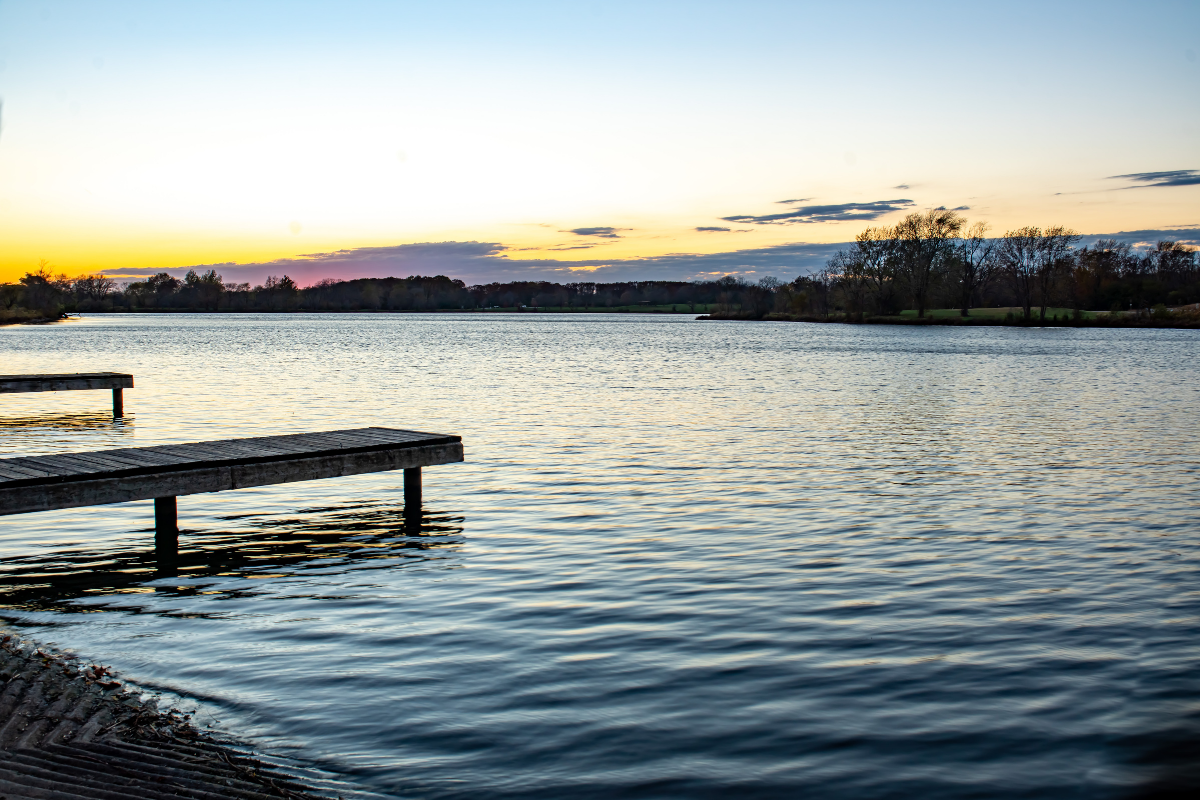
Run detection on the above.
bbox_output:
[404,467,421,528]
[112,388,124,417]
[154,496,178,565]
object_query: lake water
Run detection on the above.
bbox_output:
[1,313,1198,798]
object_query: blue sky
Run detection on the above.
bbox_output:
[1,0,1197,283]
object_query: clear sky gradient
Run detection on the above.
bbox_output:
[1,0,1197,284]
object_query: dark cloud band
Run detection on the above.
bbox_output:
[1109,170,1200,188]
[721,198,915,225]
[567,226,623,238]
[118,228,1199,288]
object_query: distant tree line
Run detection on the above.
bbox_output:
[2,214,1196,324]
[802,210,1199,322]
[1,264,735,318]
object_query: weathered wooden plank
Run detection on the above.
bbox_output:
[0,460,57,480]
[110,443,221,461]
[0,440,463,515]
[316,430,431,448]
[161,440,301,460]
[224,431,379,451]
[0,373,134,394]
[0,448,190,481]
[0,462,55,481]
[267,434,405,454]
[145,440,337,466]
[30,449,171,476]
[9,454,118,478]
[309,429,448,449]
[53,450,171,472]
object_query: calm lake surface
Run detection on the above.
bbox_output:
[1,313,1198,798]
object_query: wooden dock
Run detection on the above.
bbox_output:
[0,372,134,416]
[0,427,463,559]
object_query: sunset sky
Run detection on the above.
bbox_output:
[1,0,1197,285]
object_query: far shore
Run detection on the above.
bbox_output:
[5,304,1200,329]
[699,304,1200,328]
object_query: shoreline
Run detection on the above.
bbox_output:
[0,629,321,799]
[697,311,1200,329]
[6,308,1200,330]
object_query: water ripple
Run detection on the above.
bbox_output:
[0,314,1198,798]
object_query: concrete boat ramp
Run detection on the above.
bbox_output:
[0,633,322,799]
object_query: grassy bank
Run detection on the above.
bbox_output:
[700,306,1200,328]
[0,307,65,326]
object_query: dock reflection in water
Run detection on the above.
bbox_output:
[0,502,464,615]
[0,411,134,433]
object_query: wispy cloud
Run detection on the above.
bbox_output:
[566,226,624,238]
[893,184,910,190]
[695,226,730,232]
[721,198,915,225]
[1108,170,1200,188]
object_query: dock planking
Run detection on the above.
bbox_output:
[0,427,464,560]
[0,372,134,416]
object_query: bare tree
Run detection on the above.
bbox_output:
[852,226,901,315]
[894,209,965,318]
[953,221,996,316]
[1149,240,1198,279]
[1074,239,1132,308]
[827,251,868,319]
[998,227,1042,320]
[999,226,1080,320]
[73,274,117,301]
[1035,226,1080,320]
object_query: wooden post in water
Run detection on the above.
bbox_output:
[404,467,421,527]
[154,496,178,562]
[112,388,124,417]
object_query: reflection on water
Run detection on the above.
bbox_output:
[1,314,1199,799]
[0,411,133,433]
[0,502,464,615]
